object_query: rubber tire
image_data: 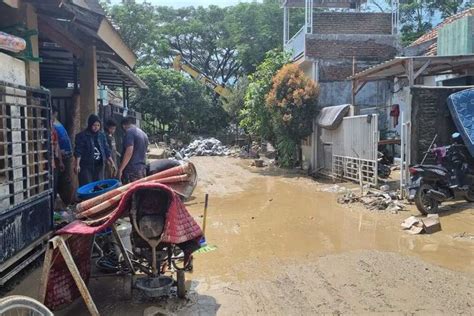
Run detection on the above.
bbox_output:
[177,270,186,299]
[465,187,474,202]
[414,183,439,215]
[0,295,53,316]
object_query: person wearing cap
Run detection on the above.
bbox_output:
[74,114,115,186]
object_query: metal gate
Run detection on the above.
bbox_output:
[321,115,379,186]
[0,80,54,285]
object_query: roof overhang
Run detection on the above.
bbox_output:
[2,0,20,8]
[282,0,367,8]
[349,55,474,82]
[30,0,137,68]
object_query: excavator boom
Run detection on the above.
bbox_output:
[173,55,232,100]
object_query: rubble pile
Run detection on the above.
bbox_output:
[181,138,231,157]
[337,190,405,213]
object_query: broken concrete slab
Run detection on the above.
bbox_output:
[401,214,441,235]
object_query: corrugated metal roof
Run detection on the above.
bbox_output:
[349,54,474,81]
[409,8,474,48]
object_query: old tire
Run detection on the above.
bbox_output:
[465,187,474,202]
[414,183,439,215]
[177,270,186,299]
[0,295,53,316]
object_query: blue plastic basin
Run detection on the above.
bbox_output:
[77,179,121,200]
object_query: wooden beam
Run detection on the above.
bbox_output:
[413,60,431,81]
[38,15,84,59]
[56,237,99,316]
[97,19,137,68]
[355,81,368,94]
[407,58,414,87]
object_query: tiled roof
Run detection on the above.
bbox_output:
[409,8,474,47]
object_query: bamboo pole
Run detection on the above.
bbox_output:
[77,174,190,219]
[76,163,191,212]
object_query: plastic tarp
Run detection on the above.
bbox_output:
[317,104,351,130]
[447,89,474,156]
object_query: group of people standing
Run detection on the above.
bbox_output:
[51,108,149,202]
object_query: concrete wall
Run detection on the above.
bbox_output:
[313,12,392,35]
[318,80,392,108]
[410,87,463,164]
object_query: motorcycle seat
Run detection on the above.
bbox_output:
[413,164,449,173]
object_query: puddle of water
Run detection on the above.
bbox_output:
[188,175,474,281]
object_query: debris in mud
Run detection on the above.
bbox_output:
[181,137,231,157]
[452,232,474,241]
[337,189,405,213]
[401,214,441,234]
[321,184,347,193]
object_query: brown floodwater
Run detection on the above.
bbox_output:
[187,164,474,282]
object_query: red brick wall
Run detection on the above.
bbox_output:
[306,37,397,61]
[313,12,393,35]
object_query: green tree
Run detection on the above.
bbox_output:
[134,65,228,136]
[239,50,291,142]
[106,1,168,65]
[223,77,248,125]
[225,0,283,74]
[266,64,319,167]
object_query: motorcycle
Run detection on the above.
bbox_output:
[377,151,392,179]
[406,133,474,215]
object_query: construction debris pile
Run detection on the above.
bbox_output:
[337,189,405,213]
[181,138,231,157]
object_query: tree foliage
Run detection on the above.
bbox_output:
[266,64,319,167]
[239,50,291,142]
[368,0,471,45]
[134,65,228,136]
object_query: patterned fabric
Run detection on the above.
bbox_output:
[447,89,474,156]
[44,235,94,310]
[0,31,26,53]
[58,183,202,243]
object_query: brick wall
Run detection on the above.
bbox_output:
[306,34,398,61]
[410,87,463,164]
[313,12,392,35]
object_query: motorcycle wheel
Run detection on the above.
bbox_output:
[414,184,439,215]
[465,187,474,202]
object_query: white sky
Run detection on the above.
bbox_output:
[109,0,260,7]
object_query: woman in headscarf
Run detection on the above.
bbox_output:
[74,114,115,186]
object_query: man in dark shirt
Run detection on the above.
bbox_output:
[118,117,149,184]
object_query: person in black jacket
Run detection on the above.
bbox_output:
[74,114,115,186]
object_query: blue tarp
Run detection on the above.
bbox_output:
[447,88,474,156]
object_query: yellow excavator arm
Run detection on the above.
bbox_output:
[173,55,232,101]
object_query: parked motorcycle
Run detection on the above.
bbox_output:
[377,151,392,179]
[407,133,474,214]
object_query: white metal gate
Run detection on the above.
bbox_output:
[321,115,379,186]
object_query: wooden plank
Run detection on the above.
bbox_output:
[413,60,431,81]
[38,241,54,304]
[57,237,100,316]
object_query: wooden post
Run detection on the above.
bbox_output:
[38,241,54,303]
[24,3,40,87]
[79,46,98,129]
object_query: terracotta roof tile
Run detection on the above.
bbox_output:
[409,8,474,47]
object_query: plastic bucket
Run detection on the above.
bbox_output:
[77,179,121,200]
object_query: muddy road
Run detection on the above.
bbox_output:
[9,157,474,315]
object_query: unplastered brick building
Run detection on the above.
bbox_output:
[283,0,400,107]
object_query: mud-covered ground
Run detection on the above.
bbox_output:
[8,157,474,315]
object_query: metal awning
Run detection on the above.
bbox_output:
[349,55,474,82]
[39,43,147,89]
